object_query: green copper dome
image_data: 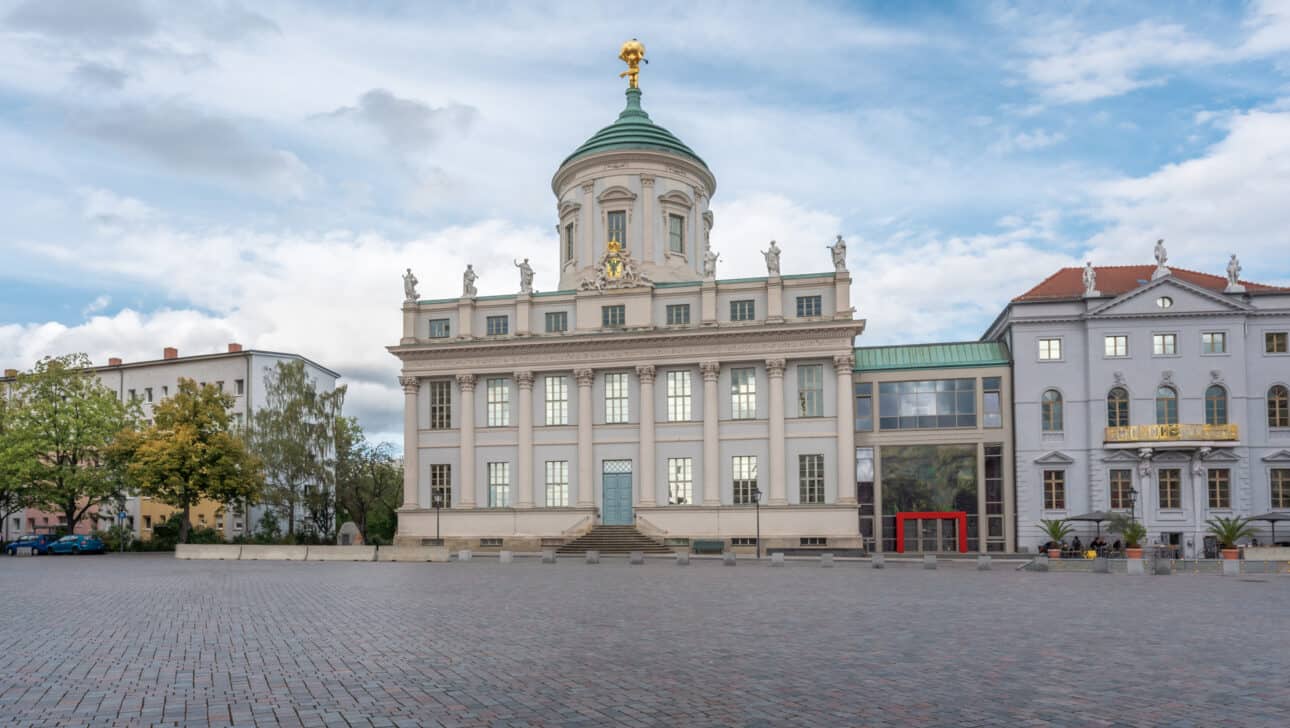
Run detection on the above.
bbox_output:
[560,87,708,170]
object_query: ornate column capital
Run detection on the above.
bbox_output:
[399,376,419,395]
[833,353,855,373]
[766,359,786,378]
[515,371,535,389]
[700,360,721,382]
[635,364,656,384]
[581,181,596,194]
[455,373,477,392]
[640,174,655,188]
[575,368,595,387]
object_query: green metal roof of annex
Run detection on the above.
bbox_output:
[559,87,708,170]
[853,342,1011,372]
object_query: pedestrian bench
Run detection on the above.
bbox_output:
[692,540,725,554]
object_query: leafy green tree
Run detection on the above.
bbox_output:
[114,379,264,543]
[334,417,401,543]
[0,388,32,541]
[4,354,136,534]
[249,360,345,537]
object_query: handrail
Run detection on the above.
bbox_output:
[635,514,668,537]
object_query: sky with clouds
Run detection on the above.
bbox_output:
[2,0,1289,444]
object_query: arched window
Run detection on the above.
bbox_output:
[1270,385,1290,428]
[1205,385,1228,426]
[1041,389,1063,432]
[1107,387,1130,427]
[1155,386,1178,425]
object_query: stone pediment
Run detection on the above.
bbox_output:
[657,189,693,207]
[558,200,582,218]
[1087,276,1251,318]
[1202,449,1241,463]
[597,185,637,204]
[1034,451,1075,465]
[1101,450,1141,463]
[1262,450,1290,463]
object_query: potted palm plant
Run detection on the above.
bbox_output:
[1037,519,1072,559]
[1207,516,1255,560]
[1107,513,1147,558]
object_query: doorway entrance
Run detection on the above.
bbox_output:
[894,511,968,553]
[601,460,633,525]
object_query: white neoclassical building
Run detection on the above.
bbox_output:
[390,51,865,551]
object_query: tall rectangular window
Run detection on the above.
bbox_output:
[604,372,629,423]
[666,303,690,325]
[667,457,693,504]
[545,460,569,507]
[732,455,758,504]
[1272,469,1290,509]
[1158,469,1182,509]
[1267,332,1288,353]
[730,299,755,321]
[234,379,243,395]
[429,380,452,429]
[487,462,510,507]
[544,375,568,425]
[1153,333,1177,355]
[145,387,153,403]
[486,315,509,336]
[731,367,757,419]
[429,318,450,338]
[799,454,824,504]
[1038,338,1061,360]
[796,295,822,317]
[430,464,452,508]
[878,379,977,430]
[797,364,824,417]
[564,222,574,261]
[667,213,684,253]
[544,311,568,333]
[1043,470,1065,510]
[1104,335,1128,357]
[1109,469,1132,510]
[983,376,1002,428]
[607,210,627,247]
[1208,469,1231,509]
[854,382,873,431]
[666,370,692,421]
[1202,332,1227,354]
[486,378,510,427]
[602,304,625,328]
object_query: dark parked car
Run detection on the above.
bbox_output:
[47,535,106,555]
[5,533,61,556]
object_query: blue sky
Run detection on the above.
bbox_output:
[2,0,1290,442]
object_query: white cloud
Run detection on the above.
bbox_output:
[992,128,1066,154]
[80,295,111,317]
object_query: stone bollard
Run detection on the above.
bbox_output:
[770,552,785,567]
[1126,558,1144,575]
[1032,555,1049,572]
[585,550,600,564]
[498,550,513,564]
[722,551,736,566]
[457,549,472,562]
[1152,557,1172,576]
[923,554,937,570]
[871,554,885,569]
[820,553,835,568]
[977,555,992,571]
[629,551,644,565]
[1092,557,1110,574]
[541,549,557,564]
[1221,559,1241,576]
[675,552,690,566]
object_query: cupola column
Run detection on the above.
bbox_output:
[701,361,721,505]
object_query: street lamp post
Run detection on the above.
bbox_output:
[751,486,763,560]
[431,491,444,545]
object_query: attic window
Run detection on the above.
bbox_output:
[1156,296,1173,309]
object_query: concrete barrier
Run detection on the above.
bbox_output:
[307,546,376,562]
[722,552,736,566]
[541,549,557,564]
[457,549,472,562]
[820,553,835,568]
[770,552,785,567]
[1221,559,1241,576]
[675,552,690,566]
[239,545,308,561]
[977,555,992,571]
[585,550,600,564]
[499,550,514,564]
[1032,556,1049,572]
[174,544,242,560]
[376,546,450,562]
[629,551,644,565]
[1092,557,1109,574]
[922,554,937,570]
[871,554,885,569]
[1126,558,1144,575]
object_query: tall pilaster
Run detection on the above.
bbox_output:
[766,359,787,505]
[580,182,595,266]
[834,354,857,504]
[641,176,655,263]
[701,361,721,505]
[456,374,477,508]
[516,371,535,508]
[576,368,595,508]
[636,365,657,506]
[400,377,420,508]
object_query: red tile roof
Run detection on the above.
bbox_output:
[1013,265,1290,302]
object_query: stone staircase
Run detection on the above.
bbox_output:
[555,525,674,555]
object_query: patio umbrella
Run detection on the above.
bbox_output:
[1068,511,1115,539]
[1247,512,1290,544]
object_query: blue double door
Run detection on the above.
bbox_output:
[601,470,633,525]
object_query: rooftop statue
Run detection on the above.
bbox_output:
[462,264,478,298]
[1082,261,1097,296]
[1226,253,1245,292]
[403,267,418,302]
[514,258,535,294]
[619,39,646,89]
[703,245,720,280]
[1154,239,1168,267]
[828,235,848,272]
[762,240,781,276]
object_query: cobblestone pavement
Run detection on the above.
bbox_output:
[1,554,1288,727]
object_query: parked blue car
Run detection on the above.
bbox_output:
[47,535,106,555]
[4,533,60,556]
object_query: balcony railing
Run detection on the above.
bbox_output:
[1104,424,1239,443]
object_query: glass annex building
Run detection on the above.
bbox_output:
[852,343,1016,553]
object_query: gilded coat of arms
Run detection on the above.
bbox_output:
[581,238,651,292]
